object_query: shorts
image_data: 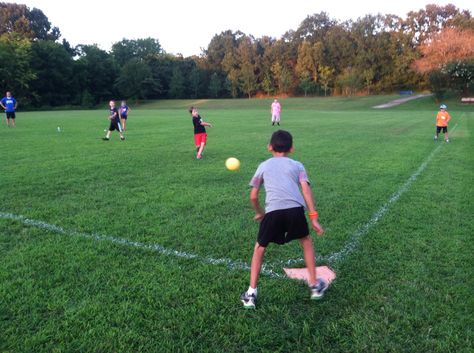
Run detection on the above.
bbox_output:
[194,133,207,146]
[109,120,123,132]
[257,207,309,247]
[436,126,447,133]
[6,112,15,119]
[120,114,128,120]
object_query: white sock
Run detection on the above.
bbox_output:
[247,286,257,296]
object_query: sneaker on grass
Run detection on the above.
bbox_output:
[240,291,256,309]
[310,278,328,300]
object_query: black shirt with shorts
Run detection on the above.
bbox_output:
[108,107,122,132]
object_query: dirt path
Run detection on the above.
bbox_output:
[373,94,432,109]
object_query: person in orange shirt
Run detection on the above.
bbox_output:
[434,104,451,143]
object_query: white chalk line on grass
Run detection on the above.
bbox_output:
[0,125,456,278]
[0,211,281,278]
[278,123,458,269]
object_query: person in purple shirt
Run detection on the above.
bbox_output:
[0,91,18,127]
[119,100,131,131]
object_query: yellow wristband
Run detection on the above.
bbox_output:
[308,211,318,220]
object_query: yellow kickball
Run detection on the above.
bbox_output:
[225,157,240,171]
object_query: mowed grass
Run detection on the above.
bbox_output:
[0,96,472,352]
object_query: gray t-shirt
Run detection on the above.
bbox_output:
[249,156,309,213]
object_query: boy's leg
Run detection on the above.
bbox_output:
[250,242,266,288]
[299,236,316,287]
[197,142,205,158]
[241,242,266,308]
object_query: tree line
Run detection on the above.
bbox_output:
[0,2,473,108]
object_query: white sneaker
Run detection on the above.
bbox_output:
[240,291,257,309]
[310,278,328,300]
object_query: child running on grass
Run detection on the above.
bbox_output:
[434,104,451,143]
[103,100,125,141]
[189,106,212,159]
[240,130,326,309]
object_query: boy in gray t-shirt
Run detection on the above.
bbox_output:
[240,130,327,309]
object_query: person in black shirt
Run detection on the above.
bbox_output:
[189,106,212,159]
[103,100,125,141]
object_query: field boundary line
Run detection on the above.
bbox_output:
[0,211,282,278]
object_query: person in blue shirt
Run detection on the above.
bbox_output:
[0,91,18,127]
[119,100,131,131]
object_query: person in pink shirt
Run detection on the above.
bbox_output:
[271,98,281,126]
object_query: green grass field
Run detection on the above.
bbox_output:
[1,96,472,352]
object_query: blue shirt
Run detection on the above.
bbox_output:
[1,97,16,112]
[120,105,129,116]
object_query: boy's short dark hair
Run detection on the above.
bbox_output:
[188,106,195,114]
[270,130,293,152]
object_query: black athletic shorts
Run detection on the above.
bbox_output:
[257,207,309,247]
[436,126,447,133]
[109,120,123,132]
[6,112,15,119]
[120,114,128,120]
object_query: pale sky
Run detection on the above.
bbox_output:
[15,0,474,57]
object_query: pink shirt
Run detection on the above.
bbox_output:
[271,101,281,114]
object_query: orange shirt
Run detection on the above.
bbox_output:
[436,111,451,127]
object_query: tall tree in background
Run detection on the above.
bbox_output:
[115,58,157,99]
[0,3,59,40]
[111,38,162,67]
[168,65,185,98]
[29,40,74,106]
[75,45,118,103]
[295,41,316,96]
[0,32,35,100]
[237,36,258,98]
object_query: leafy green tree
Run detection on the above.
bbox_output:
[261,73,274,96]
[428,70,450,102]
[237,36,258,98]
[318,65,334,96]
[0,32,35,100]
[208,72,222,97]
[443,59,474,95]
[29,40,74,106]
[189,66,202,98]
[111,38,162,67]
[168,65,185,98]
[298,72,313,96]
[115,58,156,99]
[75,45,118,103]
[336,67,363,96]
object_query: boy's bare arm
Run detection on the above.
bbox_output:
[250,187,264,221]
[301,181,324,235]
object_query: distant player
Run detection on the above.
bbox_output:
[119,100,131,131]
[240,130,326,309]
[271,98,281,126]
[434,104,451,143]
[103,100,125,141]
[0,91,18,127]
[189,106,212,159]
